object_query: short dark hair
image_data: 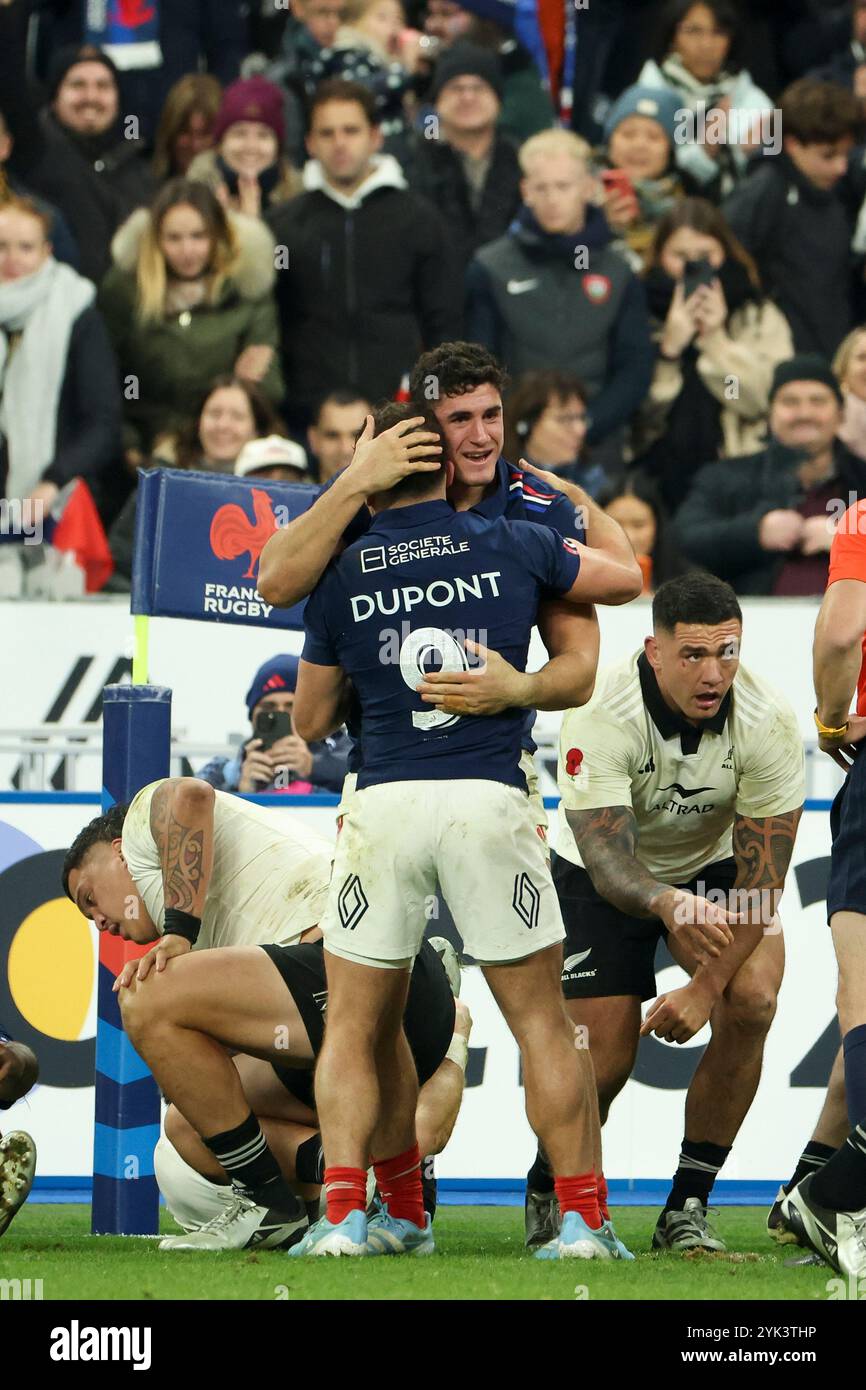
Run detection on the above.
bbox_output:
[652,0,742,72]
[313,388,371,423]
[62,804,129,900]
[409,341,508,406]
[780,79,862,146]
[309,79,379,129]
[652,572,742,634]
[370,400,447,504]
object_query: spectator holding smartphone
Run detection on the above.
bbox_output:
[632,197,792,511]
[196,655,352,794]
[598,84,694,270]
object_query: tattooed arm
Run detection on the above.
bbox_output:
[691,806,802,997]
[148,777,216,919]
[566,805,737,960]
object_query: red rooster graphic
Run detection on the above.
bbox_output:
[209,489,278,579]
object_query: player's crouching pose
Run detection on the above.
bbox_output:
[64,779,470,1250]
[525,573,806,1252]
[0,1030,39,1238]
[280,404,642,1258]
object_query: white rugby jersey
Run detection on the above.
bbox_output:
[556,651,805,882]
[122,782,333,948]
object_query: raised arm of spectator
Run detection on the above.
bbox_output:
[585,276,654,445]
[257,415,444,607]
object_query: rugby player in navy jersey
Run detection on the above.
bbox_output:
[284,402,642,1258]
[259,342,609,750]
[0,1029,38,1237]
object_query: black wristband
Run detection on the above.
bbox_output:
[163,909,201,945]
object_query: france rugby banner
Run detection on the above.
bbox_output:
[131,468,312,630]
[84,0,162,71]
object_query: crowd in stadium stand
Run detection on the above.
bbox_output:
[3,0,866,600]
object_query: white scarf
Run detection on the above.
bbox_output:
[0,258,95,499]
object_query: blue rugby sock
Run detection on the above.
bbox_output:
[843,1024,866,1128]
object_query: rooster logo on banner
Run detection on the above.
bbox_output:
[209,489,278,580]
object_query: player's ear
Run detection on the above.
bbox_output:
[445,459,455,488]
[644,635,660,670]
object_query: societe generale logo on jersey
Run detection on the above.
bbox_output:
[209,488,279,579]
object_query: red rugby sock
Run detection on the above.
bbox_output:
[324,1166,368,1225]
[597,1172,610,1223]
[373,1143,425,1228]
[555,1171,601,1230]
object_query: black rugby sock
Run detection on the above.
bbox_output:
[204,1111,299,1210]
[664,1138,730,1213]
[784,1140,836,1194]
[295,1133,326,1186]
[527,1146,554,1195]
[810,1124,866,1212]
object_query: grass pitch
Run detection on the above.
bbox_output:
[0,1204,835,1301]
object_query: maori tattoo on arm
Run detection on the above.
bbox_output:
[149,780,206,912]
[731,807,802,923]
[566,805,671,920]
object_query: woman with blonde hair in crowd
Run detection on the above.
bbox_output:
[633,196,792,511]
[151,74,222,182]
[834,327,866,464]
[98,179,283,470]
[187,76,302,218]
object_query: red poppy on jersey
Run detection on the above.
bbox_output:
[565,747,583,776]
[827,499,866,716]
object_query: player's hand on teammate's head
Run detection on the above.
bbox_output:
[350,413,443,493]
[640,983,714,1045]
[112,934,192,992]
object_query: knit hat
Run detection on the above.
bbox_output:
[603,84,682,145]
[769,354,844,405]
[430,42,504,103]
[245,655,300,716]
[46,44,120,100]
[213,76,286,147]
[234,435,310,478]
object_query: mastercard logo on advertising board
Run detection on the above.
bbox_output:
[0,822,96,1089]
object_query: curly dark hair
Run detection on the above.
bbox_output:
[409,342,509,407]
[62,803,129,900]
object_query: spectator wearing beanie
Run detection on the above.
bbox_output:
[637,0,774,199]
[632,197,793,511]
[187,76,303,217]
[196,654,352,795]
[0,13,155,283]
[466,128,653,468]
[98,179,283,468]
[406,42,522,272]
[597,84,698,271]
[267,79,461,428]
[724,79,862,360]
[675,353,866,595]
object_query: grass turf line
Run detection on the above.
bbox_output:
[1,1204,835,1301]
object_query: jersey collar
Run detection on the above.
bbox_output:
[467,457,511,519]
[370,499,455,530]
[638,652,731,755]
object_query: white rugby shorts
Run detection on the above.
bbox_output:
[322,777,565,966]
